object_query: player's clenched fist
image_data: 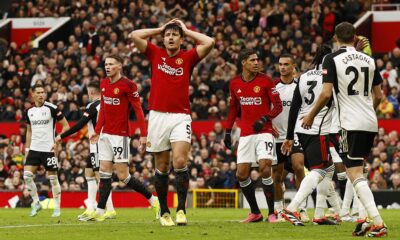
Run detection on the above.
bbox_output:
[253,116,269,133]
[90,133,99,144]
[223,129,232,149]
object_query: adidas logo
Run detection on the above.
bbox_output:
[161,57,166,62]
[102,88,105,92]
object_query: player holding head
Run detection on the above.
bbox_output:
[24,84,70,217]
[301,22,387,237]
[54,81,115,220]
[224,49,283,223]
[89,55,159,221]
[281,45,341,226]
[272,54,309,222]
[130,19,214,226]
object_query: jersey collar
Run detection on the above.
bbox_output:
[340,46,356,51]
[279,78,294,85]
[240,73,258,83]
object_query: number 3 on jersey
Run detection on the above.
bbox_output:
[304,80,317,105]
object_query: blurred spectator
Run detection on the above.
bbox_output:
[377,98,394,119]
[16,188,33,208]
[387,87,399,117]
[380,61,399,90]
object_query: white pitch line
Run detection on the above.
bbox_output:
[0,220,240,229]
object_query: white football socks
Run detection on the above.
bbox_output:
[86,177,97,211]
[23,171,39,203]
[287,169,325,212]
[49,175,61,209]
[353,177,383,225]
[106,191,114,211]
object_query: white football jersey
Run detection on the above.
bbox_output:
[295,67,332,135]
[322,46,382,132]
[272,80,297,142]
[329,97,341,134]
[86,100,101,153]
[26,101,64,152]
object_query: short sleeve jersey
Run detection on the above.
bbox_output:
[295,67,332,135]
[322,47,382,132]
[26,101,64,152]
[144,42,200,114]
[272,80,297,142]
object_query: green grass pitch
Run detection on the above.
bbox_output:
[0,208,398,240]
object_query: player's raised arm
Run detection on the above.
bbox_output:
[129,28,162,53]
[173,19,215,59]
[129,20,175,53]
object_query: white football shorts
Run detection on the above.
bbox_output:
[146,110,192,152]
[237,133,277,165]
[98,133,130,163]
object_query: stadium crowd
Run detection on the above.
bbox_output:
[0,0,400,193]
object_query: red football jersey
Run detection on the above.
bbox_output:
[144,42,200,114]
[95,77,147,137]
[226,73,283,137]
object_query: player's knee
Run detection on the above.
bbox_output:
[116,171,128,181]
[173,156,187,169]
[49,175,59,185]
[156,162,169,172]
[292,163,304,174]
[236,171,249,182]
[260,167,271,178]
[23,171,34,183]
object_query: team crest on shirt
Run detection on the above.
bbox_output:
[176,58,184,65]
[253,86,261,93]
[113,88,119,95]
[146,141,151,148]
